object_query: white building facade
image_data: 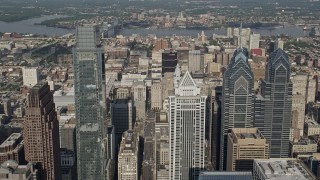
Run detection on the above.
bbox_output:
[169,70,206,180]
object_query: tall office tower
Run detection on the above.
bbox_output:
[155,111,170,179]
[151,79,163,110]
[118,131,139,180]
[73,25,106,180]
[111,99,133,142]
[249,33,260,49]
[188,50,202,73]
[105,126,116,180]
[133,80,146,120]
[22,67,39,88]
[169,71,206,180]
[220,48,254,170]
[254,48,292,158]
[162,50,178,74]
[226,128,269,171]
[24,82,61,180]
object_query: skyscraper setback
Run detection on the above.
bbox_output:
[169,69,206,180]
[220,48,254,170]
[24,82,61,180]
[74,25,106,179]
[254,48,292,158]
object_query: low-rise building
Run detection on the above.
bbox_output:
[253,158,316,180]
[304,116,320,136]
[0,133,25,165]
[227,128,269,171]
[0,160,38,180]
[199,172,253,180]
[290,138,317,157]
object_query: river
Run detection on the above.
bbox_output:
[0,15,309,37]
[0,15,74,36]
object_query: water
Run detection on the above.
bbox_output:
[0,15,308,37]
[0,15,74,36]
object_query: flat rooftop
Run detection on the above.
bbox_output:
[236,132,262,139]
[79,123,99,132]
[0,133,21,148]
[255,159,316,180]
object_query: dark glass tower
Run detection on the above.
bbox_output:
[74,25,106,180]
[254,48,292,158]
[220,48,254,170]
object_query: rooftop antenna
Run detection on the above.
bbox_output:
[240,21,243,49]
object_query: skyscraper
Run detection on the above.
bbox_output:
[169,70,206,180]
[220,48,254,170]
[254,48,292,158]
[73,25,106,180]
[118,131,139,180]
[24,82,61,180]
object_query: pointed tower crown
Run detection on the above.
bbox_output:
[175,71,200,96]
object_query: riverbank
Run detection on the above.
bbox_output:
[0,15,308,37]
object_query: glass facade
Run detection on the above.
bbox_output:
[220,48,254,170]
[74,25,106,180]
[255,48,292,158]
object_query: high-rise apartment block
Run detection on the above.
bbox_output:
[22,67,39,88]
[73,25,106,180]
[227,128,269,171]
[249,33,260,49]
[274,39,284,50]
[188,50,202,73]
[254,49,292,158]
[118,131,139,180]
[24,82,61,180]
[220,48,254,170]
[169,70,206,179]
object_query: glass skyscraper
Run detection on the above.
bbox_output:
[220,48,254,170]
[169,69,206,180]
[254,48,292,158]
[73,25,106,180]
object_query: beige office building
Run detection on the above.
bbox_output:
[227,128,269,171]
[151,79,162,110]
[118,131,139,180]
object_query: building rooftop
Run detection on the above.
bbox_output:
[155,112,168,123]
[291,137,316,145]
[199,171,253,180]
[254,159,316,180]
[79,123,99,132]
[236,132,262,139]
[0,133,21,148]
